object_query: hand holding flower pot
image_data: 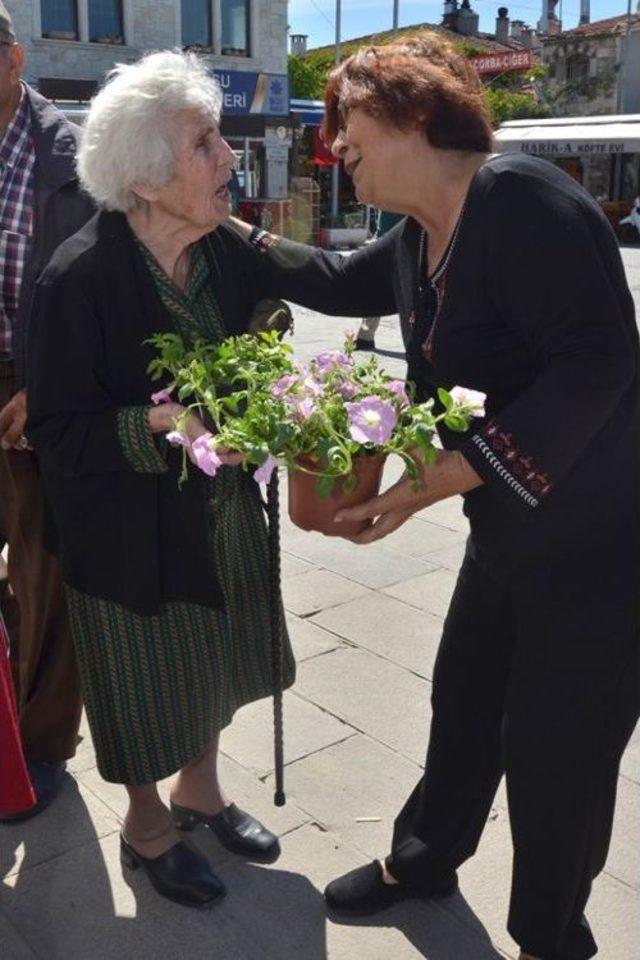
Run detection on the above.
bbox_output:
[148,330,486,537]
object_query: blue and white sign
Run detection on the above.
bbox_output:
[212,71,290,116]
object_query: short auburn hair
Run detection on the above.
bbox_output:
[322,34,493,153]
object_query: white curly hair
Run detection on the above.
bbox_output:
[76,50,223,212]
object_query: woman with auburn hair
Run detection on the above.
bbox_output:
[231,35,640,960]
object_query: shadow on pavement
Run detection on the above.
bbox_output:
[327,889,504,960]
[1,780,328,960]
[371,348,406,360]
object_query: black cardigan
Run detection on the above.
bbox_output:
[26,211,268,614]
[252,155,640,591]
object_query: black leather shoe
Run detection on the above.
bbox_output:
[354,337,376,351]
[120,835,225,907]
[171,801,280,861]
[324,860,458,915]
[0,760,68,823]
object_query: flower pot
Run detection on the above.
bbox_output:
[288,454,386,537]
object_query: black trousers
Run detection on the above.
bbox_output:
[386,552,639,960]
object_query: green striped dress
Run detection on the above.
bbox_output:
[66,240,295,785]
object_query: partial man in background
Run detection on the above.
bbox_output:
[0,1,93,819]
[355,208,404,350]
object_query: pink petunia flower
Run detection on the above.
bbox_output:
[347,396,397,445]
[270,374,299,397]
[338,380,358,400]
[191,433,222,477]
[450,386,487,417]
[294,398,316,420]
[166,430,191,448]
[151,386,174,405]
[254,454,277,484]
[313,350,353,376]
[301,375,324,397]
[387,380,409,407]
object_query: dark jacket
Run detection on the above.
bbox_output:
[13,84,94,387]
[26,211,267,614]
[253,154,640,592]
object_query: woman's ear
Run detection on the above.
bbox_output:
[130,182,159,204]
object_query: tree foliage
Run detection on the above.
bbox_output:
[288,55,325,100]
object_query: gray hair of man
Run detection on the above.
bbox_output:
[77,50,223,212]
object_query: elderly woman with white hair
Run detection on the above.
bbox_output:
[25,51,295,907]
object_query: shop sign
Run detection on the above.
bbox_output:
[266,126,293,147]
[211,70,289,116]
[471,50,534,74]
[519,141,627,155]
[265,144,290,161]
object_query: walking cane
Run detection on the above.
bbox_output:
[266,468,286,806]
[250,297,293,807]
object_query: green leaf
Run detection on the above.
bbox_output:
[437,387,453,411]
[315,475,334,500]
[342,472,358,494]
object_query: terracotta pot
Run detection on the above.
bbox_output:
[288,454,386,537]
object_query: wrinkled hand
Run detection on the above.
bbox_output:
[0,390,28,451]
[148,403,243,467]
[334,449,482,545]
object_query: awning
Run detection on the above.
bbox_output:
[494,115,640,156]
[290,98,324,126]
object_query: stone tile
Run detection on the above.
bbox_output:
[282,568,370,617]
[605,774,640,889]
[379,517,467,560]
[620,719,639,784]
[219,691,355,776]
[311,592,445,680]
[287,614,345,662]
[587,872,640,960]
[415,498,469,532]
[384,567,459,619]
[282,526,439,589]
[0,776,119,883]
[424,540,467,572]
[2,831,257,960]
[265,734,421,858]
[280,552,314,578]
[0,914,37,958]
[295,648,431,766]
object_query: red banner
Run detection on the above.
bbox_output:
[470,50,535,75]
[312,128,337,166]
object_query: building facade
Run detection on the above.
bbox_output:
[6,0,291,200]
[543,13,640,117]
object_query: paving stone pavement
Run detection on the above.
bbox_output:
[2,255,639,959]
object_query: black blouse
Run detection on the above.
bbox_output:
[252,154,640,590]
[26,211,269,614]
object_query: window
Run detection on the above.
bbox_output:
[182,0,212,49]
[221,0,249,57]
[88,0,123,44]
[41,0,78,41]
[567,54,589,83]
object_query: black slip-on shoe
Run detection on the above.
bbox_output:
[324,860,458,916]
[120,835,225,907]
[171,801,280,861]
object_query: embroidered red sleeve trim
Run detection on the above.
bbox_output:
[482,420,554,499]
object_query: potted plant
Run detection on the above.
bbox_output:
[148,331,485,536]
